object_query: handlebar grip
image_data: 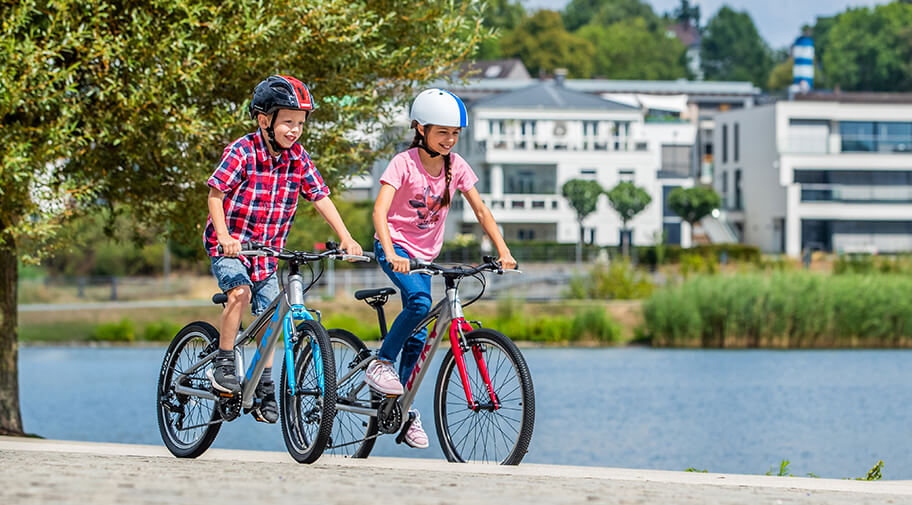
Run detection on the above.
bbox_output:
[216,242,259,255]
[364,251,376,259]
[409,258,420,270]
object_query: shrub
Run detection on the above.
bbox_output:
[567,260,653,300]
[143,320,182,341]
[93,319,136,342]
[571,307,621,342]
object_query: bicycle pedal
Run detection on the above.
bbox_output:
[218,392,235,398]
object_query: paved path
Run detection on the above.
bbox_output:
[2,437,911,505]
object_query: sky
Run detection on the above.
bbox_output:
[521,0,892,49]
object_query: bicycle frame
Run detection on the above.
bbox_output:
[336,275,500,422]
[171,269,322,410]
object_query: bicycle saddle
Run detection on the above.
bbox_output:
[354,287,396,300]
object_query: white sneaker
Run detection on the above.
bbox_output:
[404,410,429,449]
[365,359,404,395]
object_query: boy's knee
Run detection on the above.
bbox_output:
[227,285,252,306]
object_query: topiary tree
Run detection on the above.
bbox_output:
[606,182,652,257]
[0,0,489,436]
[562,179,604,265]
[667,186,722,247]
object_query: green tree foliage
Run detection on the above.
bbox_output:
[0,0,488,435]
[821,3,912,91]
[606,181,651,256]
[767,58,795,91]
[475,0,526,60]
[668,187,721,246]
[501,10,595,77]
[672,0,701,27]
[562,179,604,263]
[701,6,773,87]
[577,18,687,79]
[562,0,661,33]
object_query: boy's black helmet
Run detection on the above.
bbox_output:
[249,75,314,119]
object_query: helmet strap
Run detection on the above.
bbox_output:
[416,129,441,158]
[264,111,290,153]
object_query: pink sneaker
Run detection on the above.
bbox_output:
[365,359,404,395]
[404,410,429,449]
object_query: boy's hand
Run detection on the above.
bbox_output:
[386,252,411,274]
[498,251,517,270]
[339,238,363,260]
[218,234,242,257]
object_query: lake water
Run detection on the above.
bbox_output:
[18,346,912,479]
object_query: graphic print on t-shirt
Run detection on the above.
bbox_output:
[408,185,443,230]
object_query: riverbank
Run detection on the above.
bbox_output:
[2,437,909,505]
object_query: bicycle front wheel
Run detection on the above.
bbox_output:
[433,328,535,465]
[280,320,337,464]
[327,328,379,458]
[156,322,222,458]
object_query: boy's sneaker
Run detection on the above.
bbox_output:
[404,410,429,449]
[207,356,241,395]
[365,359,404,395]
[252,381,278,424]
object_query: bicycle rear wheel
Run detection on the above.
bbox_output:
[327,329,379,458]
[156,322,222,458]
[280,320,337,463]
[433,328,535,465]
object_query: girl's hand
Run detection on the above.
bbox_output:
[218,234,242,257]
[386,252,411,274]
[498,251,517,270]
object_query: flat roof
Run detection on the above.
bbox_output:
[436,78,761,97]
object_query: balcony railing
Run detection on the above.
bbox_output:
[800,184,912,203]
[480,136,648,153]
[841,135,912,153]
[481,195,562,213]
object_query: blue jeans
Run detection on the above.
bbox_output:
[375,240,432,385]
[210,256,280,316]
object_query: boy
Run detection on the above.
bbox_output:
[203,75,362,423]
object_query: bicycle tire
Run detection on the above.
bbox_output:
[433,328,535,465]
[327,328,379,458]
[156,322,222,458]
[280,319,337,463]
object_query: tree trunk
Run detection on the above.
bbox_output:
[576,221,583,266]
[0,234,23,436]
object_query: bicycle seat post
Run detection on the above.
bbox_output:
[370,299,389,340]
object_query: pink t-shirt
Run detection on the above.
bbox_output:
[377,148,478,260]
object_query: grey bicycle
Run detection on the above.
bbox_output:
[156,242,368,463]
[326,255,535,465]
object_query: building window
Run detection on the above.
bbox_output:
[734,123,740,162]
[721,171,728,208]
[580,168,597,178]
[734,169,743,210]
[518,229,536,241]
[660,145,692,177]
[521,120,537,136]
[841,121,912,152]
[722,124,728,163]
[618,169,635,182]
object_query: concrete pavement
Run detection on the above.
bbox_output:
[1,436,911,504]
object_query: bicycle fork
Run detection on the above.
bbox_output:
[449,318,500,411]
[282,306,324,398]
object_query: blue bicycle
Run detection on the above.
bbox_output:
[156,242,368,463]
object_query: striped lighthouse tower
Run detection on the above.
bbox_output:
[792,35,814,91]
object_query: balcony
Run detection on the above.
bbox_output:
[800,184,912,203]
[481,135,648,153]
[841,134,912,154]
[455,194,563,223]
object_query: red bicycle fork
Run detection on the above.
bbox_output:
[449,318,500,411]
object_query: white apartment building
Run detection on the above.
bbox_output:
[714,93,912,256]
[449,78,696,248]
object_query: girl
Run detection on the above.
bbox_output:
[369,89,517,448]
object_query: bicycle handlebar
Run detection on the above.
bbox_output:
[216,241,371,263]
[406,257,521,277]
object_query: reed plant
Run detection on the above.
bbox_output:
[643,272,912,348]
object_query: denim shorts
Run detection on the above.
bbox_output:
[210,256,280,316]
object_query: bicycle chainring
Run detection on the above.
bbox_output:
[376,397,402,434]
[217,395,241,422]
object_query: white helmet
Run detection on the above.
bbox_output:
[409,89,468,128]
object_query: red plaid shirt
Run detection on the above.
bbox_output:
[203,132,330,281]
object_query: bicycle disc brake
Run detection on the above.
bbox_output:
[376,396,402,434]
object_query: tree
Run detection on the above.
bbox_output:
[673,0,701,28]
[475,0,526,60]
[667,187,722,246]
[821,3,912,91]
[701,6,773,87]
[577,17,688,79]
[562,0,661,33]
[562,179,604,265]
[0,0,488,436]
[606,182,652,257]
[501,10,595,78]
[767,58,796,91]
